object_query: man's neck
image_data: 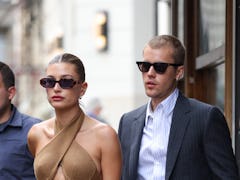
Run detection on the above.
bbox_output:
[0,104,13,124]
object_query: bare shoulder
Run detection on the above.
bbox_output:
[84,116,115,134]
[93,122,120,147]
[95,123,117,138]
[27,117,55,156]
[28,117,55,143]
[81,116,120,149]
[92,120,122,170]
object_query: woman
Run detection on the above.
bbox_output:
[27,53,122,180]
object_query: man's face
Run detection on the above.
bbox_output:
[142,46,183,105]
[0,74,12,118]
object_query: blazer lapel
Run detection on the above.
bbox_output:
[128,106,146,179]
[165,93,191,180]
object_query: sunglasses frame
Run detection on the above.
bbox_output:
[136,61,183,74]
[40,78,80,89]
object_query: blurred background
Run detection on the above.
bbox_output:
[0,0,156,129]
[1,0,240,171]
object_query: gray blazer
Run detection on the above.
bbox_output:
[118,92,239,180]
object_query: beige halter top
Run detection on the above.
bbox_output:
[34,110,101,180]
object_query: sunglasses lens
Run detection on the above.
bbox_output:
[137,62,151,72]
[154,63,168,74]
[40,78,55,88]
[137,62,169,74]
[59,79,76,89]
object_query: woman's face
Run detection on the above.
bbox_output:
[44,62,87,110]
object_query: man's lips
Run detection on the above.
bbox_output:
[145,81,156,88]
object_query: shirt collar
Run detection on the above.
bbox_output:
[0,105,22,132]
[161,88,179,115]
[145,88,179,124]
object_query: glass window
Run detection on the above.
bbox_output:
[215,63,225,111]
[199,0,225,55]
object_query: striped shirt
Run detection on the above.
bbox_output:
[137,89,179,180]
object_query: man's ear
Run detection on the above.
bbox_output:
[176,66,184,80]
[7,86,16,101]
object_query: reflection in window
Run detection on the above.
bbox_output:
[215,63,225,111]
[199,0,225,55]
[202,63,225,111]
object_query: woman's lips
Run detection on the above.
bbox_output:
[52,96,64,101]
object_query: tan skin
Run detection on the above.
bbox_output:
[142,45,184,111]
[0,74,16,124]
[27,63,122,180]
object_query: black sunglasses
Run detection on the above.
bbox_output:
[40,78,80,89]
[136,61,183,74]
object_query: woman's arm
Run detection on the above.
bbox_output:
[100,125,122,180]
[27,124,40,157]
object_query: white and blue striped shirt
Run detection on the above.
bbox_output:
[137,89,179,180]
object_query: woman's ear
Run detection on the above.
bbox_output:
[80,82,88,97]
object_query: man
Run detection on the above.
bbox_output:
[0,61,41,179]
[118,35,239,180]
[86,97,108,124]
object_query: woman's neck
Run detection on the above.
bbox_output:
[54,106,82,130]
